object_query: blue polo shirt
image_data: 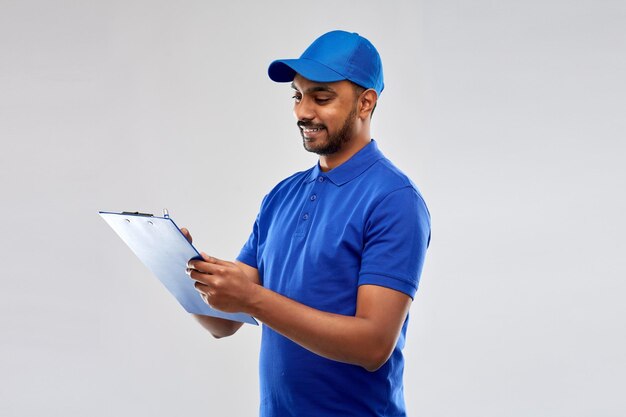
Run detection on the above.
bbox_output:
[237,140,430,417]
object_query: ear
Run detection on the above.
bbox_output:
[358,89,378,120]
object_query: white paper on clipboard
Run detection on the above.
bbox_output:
[99,211,258,325]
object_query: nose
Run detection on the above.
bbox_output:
[294,97,315,122]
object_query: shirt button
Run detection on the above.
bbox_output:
[302,213,309,220]
[310,194,317,201]
[318,177,325,182]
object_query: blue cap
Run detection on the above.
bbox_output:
[268,30,385,95]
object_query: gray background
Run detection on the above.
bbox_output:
[1,0,625,416]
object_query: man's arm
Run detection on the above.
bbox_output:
[188,254,411,372]
[192,314,242,339]
[181,228,258,339]
[192,260,260,338]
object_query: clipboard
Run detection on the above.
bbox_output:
[99,210,258,325]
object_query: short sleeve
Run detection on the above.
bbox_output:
[236,213,260,269]
[358,186,431,299]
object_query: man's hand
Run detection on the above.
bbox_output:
[187,254,261,314]
[180,227,255,338]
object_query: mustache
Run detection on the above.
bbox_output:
[297,121,326,130]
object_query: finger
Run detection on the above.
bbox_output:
[186,258,210,272]
[185,263,203,276]
[200,292,213,307]
[191,260,229,277]
[189,269,215,285]
[201,293,211,306]
[180,227,193,243]
[200,252,234,267]
[186,258,198,271]
[199,252,217,263]
[194,282,213,306]
[194,280,211,293]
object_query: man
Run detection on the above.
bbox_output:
[184,30,430,417]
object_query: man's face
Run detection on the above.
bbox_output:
[291,75,360,155]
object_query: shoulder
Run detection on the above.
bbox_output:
[372,157,416,188]
[359,157,431,241]
[362,156,427,208]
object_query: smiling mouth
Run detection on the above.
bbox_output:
[301,127,326,141]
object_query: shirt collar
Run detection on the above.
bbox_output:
[305,140,385,186]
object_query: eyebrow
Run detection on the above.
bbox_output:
[290,82,336,94]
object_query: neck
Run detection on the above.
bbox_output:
[318,134,371,172]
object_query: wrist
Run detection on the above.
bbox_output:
[244,283,266,317]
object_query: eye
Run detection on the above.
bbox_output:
[292,93,302,102]
[315,98,331,104]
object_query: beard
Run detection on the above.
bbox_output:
[298,105,358,156]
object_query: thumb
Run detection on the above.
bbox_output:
[180,227,193,243]
[201,252,229,265]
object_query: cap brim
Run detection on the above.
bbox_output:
[268,58,347,83]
